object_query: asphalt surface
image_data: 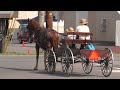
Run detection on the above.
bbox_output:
[0,54,120,79]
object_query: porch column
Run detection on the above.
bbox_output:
[46,11,53,30]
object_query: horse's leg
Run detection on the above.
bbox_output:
[44,51,47,70]
[34,43,39,70]
[54,36,59,62]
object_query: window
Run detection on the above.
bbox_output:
[0,20,6,35]
[101,18,107,32]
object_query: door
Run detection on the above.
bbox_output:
[115,20,120,46]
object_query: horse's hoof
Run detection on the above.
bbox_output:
[34,68,38,70]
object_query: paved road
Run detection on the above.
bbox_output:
[0,54,120,79]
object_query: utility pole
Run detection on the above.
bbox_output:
[38,11,46,66]
[38,11,45,27]
[46,11,53,30]
[61,11,64,21]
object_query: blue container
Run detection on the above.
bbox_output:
[85,43,95,50]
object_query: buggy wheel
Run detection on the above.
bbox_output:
[82,58,93,74]
[61,47,74,77]
[100,48,113,77]
[45,49,56,73]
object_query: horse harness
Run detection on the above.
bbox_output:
[34,27,53,50]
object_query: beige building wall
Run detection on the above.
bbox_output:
[88,11,96,41]
[12,11,38,28]
[64,11,77,32]
[88,11,120,42]
[64,11,88,32]
[0,11,18,18]
[64,11,120,43]
[18,11,38,19]
[18,11,27,19]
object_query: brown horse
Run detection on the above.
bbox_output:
[27,19,59,70]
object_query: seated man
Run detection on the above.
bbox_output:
[76,18,90,50]
[66,27,76,48]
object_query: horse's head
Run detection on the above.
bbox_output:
[27,18,46,42]
[27,18,45,33]
[27,19,39,31]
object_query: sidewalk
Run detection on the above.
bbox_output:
[6,42,42,55]
[5,40,120,55]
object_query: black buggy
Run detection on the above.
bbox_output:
[44,32,114,77]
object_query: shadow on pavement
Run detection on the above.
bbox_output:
[31,70,96,77]
[0,67,33,71]
[0,67,105,78]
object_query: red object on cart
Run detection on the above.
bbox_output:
[89,50,99,60]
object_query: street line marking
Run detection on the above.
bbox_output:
[113,67,120,70]
[112,70,120,72]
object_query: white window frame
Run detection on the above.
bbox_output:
[101,18,107,32]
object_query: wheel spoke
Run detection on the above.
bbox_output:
[82,59,93,74]
[45,49,56,73]
[61,48,74,76]
[104,66,111,76]
[101,55,113,77]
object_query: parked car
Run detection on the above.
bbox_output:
[17,24,34,44]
